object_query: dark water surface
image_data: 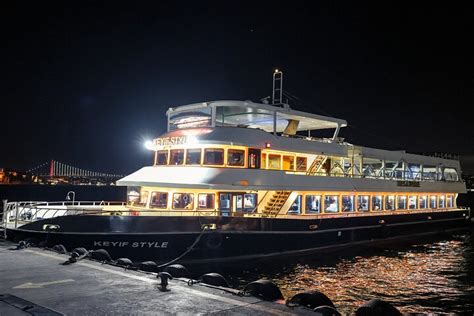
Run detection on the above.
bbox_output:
[1,185,473,314]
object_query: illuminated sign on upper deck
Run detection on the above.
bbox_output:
[153,136,188,148]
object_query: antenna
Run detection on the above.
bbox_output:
[272,69,283,105]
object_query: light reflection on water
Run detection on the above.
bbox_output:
[225,233,474,314]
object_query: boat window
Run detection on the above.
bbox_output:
[385,195,395,210]
[420,195,427,209]
[429,196,437,208]
[362,158,383,178]
[444,168,459,181]
[372,195,383,211]
[227,149,245,167]
[305,195,321,214]
[289,195,302,214]
[408,196,417,210]
[446,195,453,208]
[186,148,202,165]
[357,195,370,212]
[156,150,168,165]
[438,195,446,208]
[198,193,215,209]
[283,156,295,171]
[219,193,231,216]
[407,164,421,180]
[342,195,354,212]
[268,154,281,170]
[170,149,184,165]
[384,161,398,179]
[296,157,307,171]
[127,187,142,206]
[397,196,407,210]
[243,194,257,212]
[261,153,267,169]
[172,193,194,210]
[324,195,339,213]
[423,165,437,181]
[150,192,168,209]
[204,148,224,165]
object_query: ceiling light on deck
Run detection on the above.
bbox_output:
[265,142,271,148]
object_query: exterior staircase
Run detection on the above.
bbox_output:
[263,191,291,217]
[306,155,327,175]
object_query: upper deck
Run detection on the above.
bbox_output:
[166,100,347,139]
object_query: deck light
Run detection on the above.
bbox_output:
[144,140,154,150]
[265,142,271,148]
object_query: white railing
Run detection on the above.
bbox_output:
[1,200,127,230]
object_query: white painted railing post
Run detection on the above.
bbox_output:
[14,202,19,229]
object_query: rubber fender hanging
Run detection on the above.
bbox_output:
[116,258,133,267]
[243,279,284,301]
[199,273,230,287]
[205,233,223,249]
[164,264,189,278]
[71,247,89,257]
[52,244,67,254]
[286,291,335,309]
[355,299,401,316]
[139,261,158,272]
[89,249,112,262]
[313,305,341,316]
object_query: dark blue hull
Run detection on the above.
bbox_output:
[6,209,471,264]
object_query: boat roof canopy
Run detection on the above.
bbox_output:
[166,100,347,133]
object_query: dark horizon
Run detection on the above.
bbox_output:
[2,3,472,174]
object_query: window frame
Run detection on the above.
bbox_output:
[203,148,225,166]
[198,193,215,210]
[169,149,185,165]
[185,148,202,165]
[227,148,246,167]
[172,193,194,210]
[150,191,168,209]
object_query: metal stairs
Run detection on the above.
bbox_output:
[306,155,327,175]
[263,191,291,217]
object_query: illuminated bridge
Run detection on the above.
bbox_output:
[26,160,124,184]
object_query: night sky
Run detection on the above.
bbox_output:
[2,2,472,174]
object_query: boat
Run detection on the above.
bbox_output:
[1,71,471,264]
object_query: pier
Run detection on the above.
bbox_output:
[0,239,311,315]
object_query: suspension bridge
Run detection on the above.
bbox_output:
[24,160,124,184]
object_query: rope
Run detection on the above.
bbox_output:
[157,225,209,268]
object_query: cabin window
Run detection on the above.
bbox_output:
[186,148,202,165]
[305,195,321,214]
[407,164,421,180]
[127,187,144,206]
[324,195,339,213]
[423,165,437,181]
[261,153,267,169]
[296,157,307,171]
[420,196,427,209]
[447,195,454,208]
[357,195,370,212]
[156,150,168,165]
[243,194,257,212]
[150,192,168,209]
[227,149,245,167]
[172,193,194,210]
[198,193,215,209]
[341,195,354,212]
[372,195,383,211]
[408,196,417,210]
[429,196,437,209]
[397,196,407,210]
[444,168,459,181]
[283,156,295,171]
[170,149,184,165]
[438,195,446,208]
[204,148,224,165]
[385,195,395,210]
[268,154,281,170]
[288,195,302,214]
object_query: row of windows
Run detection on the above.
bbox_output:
[156,148,245,167]
[129,191,258,211]
[290,194,455,214]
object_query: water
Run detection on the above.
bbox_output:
[1,185,473,313]
[222,233,474,314]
